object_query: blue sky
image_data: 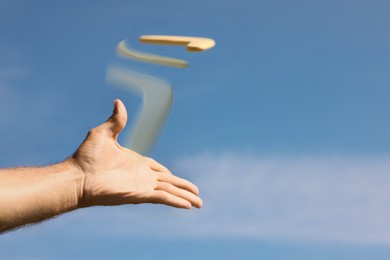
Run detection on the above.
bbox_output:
[1,0,390,259]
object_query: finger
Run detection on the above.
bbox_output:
[157,172,200,196]
[156,182,202,208]
[149,190,192,209]
[147,158,171,173]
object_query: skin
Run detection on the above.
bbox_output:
[0,99,202,233]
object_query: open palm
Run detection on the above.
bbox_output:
[72,99,202,209]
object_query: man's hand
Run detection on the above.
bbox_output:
[71,99,202,209]
[0,99,201,233]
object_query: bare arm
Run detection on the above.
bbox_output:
[0,99,202,233]
[0,161,82,232]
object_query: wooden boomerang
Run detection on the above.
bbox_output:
[139,35,216,52]
[112,35,215,153]
[117,35,215,68]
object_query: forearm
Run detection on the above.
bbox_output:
[0,159,84,232]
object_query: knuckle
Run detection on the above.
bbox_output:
[157,190,168,201]
[88,127,102,136]
[146,158,157,165]
[145,156,154,162]
[157,171,169,181]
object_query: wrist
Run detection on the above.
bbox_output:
[63,157,86,209]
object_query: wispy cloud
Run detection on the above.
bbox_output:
[47,152,390,245]
[174,153,390,244]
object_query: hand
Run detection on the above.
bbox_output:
[70,99,202,209]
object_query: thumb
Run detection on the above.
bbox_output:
[103,99,128,140]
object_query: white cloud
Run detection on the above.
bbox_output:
[49,152,390,245]
[179,153,390,244]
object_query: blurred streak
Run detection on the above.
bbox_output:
[116,40,188,68]
[111,36,214,153]
[106,66,172,155]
